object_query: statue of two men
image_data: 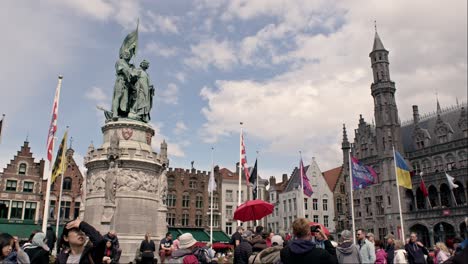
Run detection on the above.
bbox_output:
[110,52,154,122]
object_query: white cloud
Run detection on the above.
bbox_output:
[144,42,179,58]
[85,86,108,104]
[146,11,179,34]
[57,0,114,20]
[199,0,467,169]
[173,121,188,135]
[175,72,186,83]
[184,39,238,71]
[150,122,185,158]
[158,83,179,105]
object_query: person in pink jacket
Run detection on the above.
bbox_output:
[375,240,388,264]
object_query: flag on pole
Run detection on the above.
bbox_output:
[51,131,68,183]
[419,173,429,197]
[394,151,412,189]
[0,114,5,144]
[249,159,258,199]
[445,172,459,189]
[351,156,378,190]
[300,158,313,197]
[47,76,63,163]
[208,165,217,194]
[240,132,250,185]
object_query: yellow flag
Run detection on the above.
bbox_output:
[394,150,412,189]
[51,131,68,183]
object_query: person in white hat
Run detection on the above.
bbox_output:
[169,233,199,264]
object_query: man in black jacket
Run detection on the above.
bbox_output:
[405,232,428,264]
[280,218,337,264]
[385,233,395,264]
[234,231,253,264]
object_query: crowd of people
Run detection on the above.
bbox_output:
[1,217,467,264]
[228,218,467,264]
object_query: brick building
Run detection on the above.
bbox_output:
[41,148,84,225]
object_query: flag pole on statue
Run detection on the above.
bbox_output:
[208,147,216,246]
[42,75,63,233]
[348,152,356,244]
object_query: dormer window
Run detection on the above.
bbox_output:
[18,163,27,175]
[438,134,448,143]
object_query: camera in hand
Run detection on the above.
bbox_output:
[310,225,321,233]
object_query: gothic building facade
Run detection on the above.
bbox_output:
[333,30,468,246]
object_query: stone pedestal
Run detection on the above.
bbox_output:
[83,119,168,263]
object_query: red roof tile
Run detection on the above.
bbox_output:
[322,166,342,191]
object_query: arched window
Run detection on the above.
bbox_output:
[412,162,421,174]
[421,159,432,173]
[196,194,203,208]
[405,190,415,212]
[445,154,456,171]
[458,151,467,168]
[416,188,426,210]
[181,211,189,226]
[166,193,176,207]
[195,211,203,227]
[428,185,438,207]
[434,157,444,172]
[63,177,72,190]
[182,193,190,207]
[440,184,452,207]
[18,163,27,175]
[453,182,466,205]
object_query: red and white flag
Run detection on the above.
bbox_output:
[46,76,63,163]
[240,131,250,184]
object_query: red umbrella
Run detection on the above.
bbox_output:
[233,200,274,222]
[308,222,330,236]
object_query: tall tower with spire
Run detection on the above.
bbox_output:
[370,27,402,159]
[342,124,350,170]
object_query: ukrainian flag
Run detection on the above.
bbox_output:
[394,150,412,189]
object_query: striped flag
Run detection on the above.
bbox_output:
[51,131,68,183]
[47,76,63,163]
[240,131,250,184]
[300,158,313,197]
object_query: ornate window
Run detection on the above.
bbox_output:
[6,180,17,191]
[18,163,27,175]
[195,194,203,208]
[182,193,190,207]
[23,182,34,193]
[63,177,72,190]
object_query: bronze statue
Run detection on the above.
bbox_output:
[106,24,155,123]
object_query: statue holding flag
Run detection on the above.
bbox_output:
[107,21,155,123]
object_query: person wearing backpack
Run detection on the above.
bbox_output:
[170,233,199,264]
[23,232,50,264]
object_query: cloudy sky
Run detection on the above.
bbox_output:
[0,0,466,180]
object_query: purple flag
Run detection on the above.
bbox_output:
[300,159,313,197]
[351,156,378,190]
